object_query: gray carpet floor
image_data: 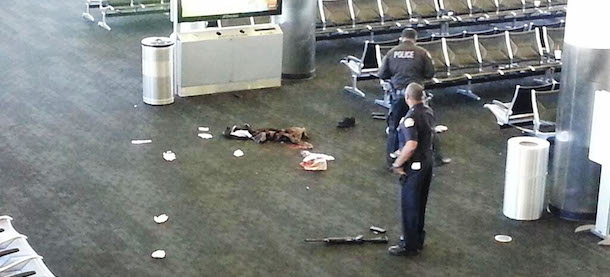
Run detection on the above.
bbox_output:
[0,1,608,276]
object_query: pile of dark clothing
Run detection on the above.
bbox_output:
[223,124,313,149]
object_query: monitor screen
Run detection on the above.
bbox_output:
[178,0,282,22]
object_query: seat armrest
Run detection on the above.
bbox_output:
[492,100,510,108]
[371,73,382,79]
[341,55,362,63]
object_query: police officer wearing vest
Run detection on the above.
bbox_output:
[389,83,435,256]
[378,28,435,168]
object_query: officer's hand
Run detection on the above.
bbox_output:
[392,166,406,175]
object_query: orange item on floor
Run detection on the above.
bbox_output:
[299,158,328,171]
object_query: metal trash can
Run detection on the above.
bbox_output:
[503,137,550,220]
[142,37,174,105]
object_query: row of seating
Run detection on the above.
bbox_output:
[342,23,522,98]
[81,0,566,39]
[485,82,559,139]
[342,24,564,101]
[0,216,55,277]
[82,0,169,31]
[316,0,567,39]
[418,19,563,41]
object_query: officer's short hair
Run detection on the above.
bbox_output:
[406,83,425,101]
[400,28,418,41]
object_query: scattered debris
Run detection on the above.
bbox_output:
[306,186,310,190]
[151,250,166,259]
[372,115,386,120]
[494,235,513,243]
[434,125,449,133]
[224,124,313,149]
[131,139,152,145]
[154,214,169,224]
[233,149,245,157]
[370,226,387,234]
[337,117,356,128]
[301,151,335,162]
[198,133,213,139]
[300,158,328,171]
[233,130,254,139]
[198,127,210,132]
[300,151,334,171]
[134,105,138,108]
[163,151,177,161]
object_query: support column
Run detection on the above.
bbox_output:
[549,0,610,220]
[277,0,317,79]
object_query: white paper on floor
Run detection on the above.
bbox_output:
[231,130,253,139]
[435,125,449,133]
[301,151,335,162]
[198,127,210,132]
[154,214,169,224]
[151,250,166,259]
[163,151,177,161]
[233,149,245,157]
[131,139,152,145]
[198,133,213,140]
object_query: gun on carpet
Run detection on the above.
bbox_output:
[305,235,388,245]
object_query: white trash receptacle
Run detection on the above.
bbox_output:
[142,37,174,105]
[503,136,550,220]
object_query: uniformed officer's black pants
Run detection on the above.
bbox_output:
[399,158,433,251]
[386,95,409,165]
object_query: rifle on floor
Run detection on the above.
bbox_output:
[305,235,388,245]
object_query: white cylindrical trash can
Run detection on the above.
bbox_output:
[503,136,550,220]
[142,37,174,105]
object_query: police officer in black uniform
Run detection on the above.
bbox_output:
[377,28,435,167]
[389,83,435,256]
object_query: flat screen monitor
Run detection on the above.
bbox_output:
[178,0,282,23]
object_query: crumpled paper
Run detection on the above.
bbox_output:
[300,159,328,171]
[163,151,177,161]
[300,151,334,171]
[233,149,245,157]
[301,151,335,162]
[151,250,166,259]
[198,133,213,139]
[154,214,169,224]
[434,125,449,133]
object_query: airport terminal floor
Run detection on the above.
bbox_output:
[1,1,609,277]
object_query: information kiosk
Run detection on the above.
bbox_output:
[171,0,283,97]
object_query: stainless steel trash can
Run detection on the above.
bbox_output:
[142,37,174,105]
[503,137,550,220]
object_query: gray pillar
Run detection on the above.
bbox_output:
[549,1,609,220]
[277,0,316,79]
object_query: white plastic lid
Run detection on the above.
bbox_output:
[141,37,174,47]
[494,235,513,243]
